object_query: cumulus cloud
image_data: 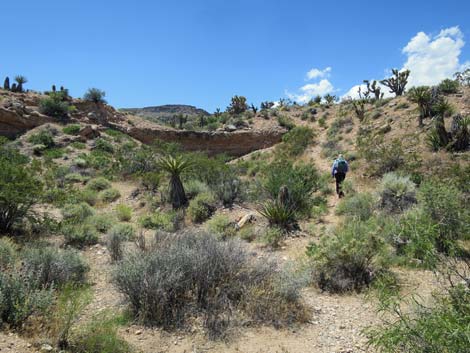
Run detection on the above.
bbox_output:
[287,78,335,104]
[342,26,467,99]
[306,67,331,80]
[403,26,465,87]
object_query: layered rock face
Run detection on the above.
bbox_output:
[0,90,285,156]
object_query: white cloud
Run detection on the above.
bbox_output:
[287,78,335,103]
[342,26,467,98]
[403,26,465,87]
[306,67,331,80]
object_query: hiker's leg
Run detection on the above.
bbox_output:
[335,174,341,195]
[338,173,346,196]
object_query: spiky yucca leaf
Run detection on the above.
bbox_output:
[157,155,192,177]
[259,201,296,229]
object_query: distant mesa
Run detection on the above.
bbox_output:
[121,104,210,124]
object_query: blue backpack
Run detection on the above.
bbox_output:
[336,159,347,173]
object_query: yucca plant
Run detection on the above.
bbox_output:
[407,86,432,125]
[158,155,191,209]
[426,129,441,151]
[259,200,296,229]
[14,75,28,93]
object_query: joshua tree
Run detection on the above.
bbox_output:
[157,155,191,209]
[408,86,432,126]
[52,85,56,92]
[251,103,258,115]
[14,75,28,93]
[261,101,274,110]
[363,80,383,100]
[11,83,17,92]
[351,99,367,122]
[323,93,337,105]
[380,69,410,96]
[3,77,10,90]
[227,95,248,114]
[83,88,107,103]
[199,115,206,127]
[214,108,221,118]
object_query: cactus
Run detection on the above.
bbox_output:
[277,185,291,208]
[251,104,258,115]
[52,85,56,92]
[11,83,17,92]
[363,80,383,100]
[261,101,274,110]
[3,77,10,90]
[380,69,410,96]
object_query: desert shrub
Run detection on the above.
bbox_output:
[94,138,114,153]
[140,172,161,192]
[115,204,132,221]
[0,238,17,270]
[139,211,173,231]
[184,179,210,199]
[263,160,320,217]
[62,124,81,135]
[69,314,132,353]
[113,231,308,337]
[438,78,459,94]
[87,177,111,191]
[0,152,43,232]
[61,203,95,224]
[88,214,113,233]
[205,214,236,240]
[83,88,107,104]
[39,95,70,120]
[21,247,89,288]
[418,181,469,254]
[358,136,407,176]
[227,95,248,114]
[307,219,388,293]
[28,130,55,148]
[65,173,84,184]
[99,188,121,203]
[378,173,417,213]
[262,226,285,248]
[214,176,241,207]
[78,189,98,206]
[0,271,53,328]
[336,192,375,221]
[43,147,65,159]
[277,115,295,130]
[71,141,86,149]
[187,192,216,223]
[107,231,124,262]
[367,260,470,353]
[280,126,315,156]
[63,224,99,248]
[108,223,135,241]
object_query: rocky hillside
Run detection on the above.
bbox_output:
[121,104,209,124]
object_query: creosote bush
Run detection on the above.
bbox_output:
[113,231,309,338]
[378,173,417,213]
[83,88,107,104]
[307,219,388,293]
[205,214,236,240]
[88,214,113,233]
[336,192,375,221]
[63,224,99,248]
[187,192,216,223]
[280,126,315,156]
[115,204,132,221]
[99,188,121,203]
[86,177,111,191]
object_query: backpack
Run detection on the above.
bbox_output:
[336,159,347,173]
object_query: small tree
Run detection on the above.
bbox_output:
[380,69,410,96]
[3,77,10,90]
[227,95,248,114]
[83,88,107,103]
[323,93,337,105]
[0,153,43,232]
[14,75,28,93]
[363,80,383,100]
[407,86,432,126]
[157,155,191,209]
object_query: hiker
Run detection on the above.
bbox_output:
[331,154,348,197]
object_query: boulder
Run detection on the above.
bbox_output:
[78,125,100,141]
[236,212,257,229]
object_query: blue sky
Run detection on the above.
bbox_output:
[2,0,469,112]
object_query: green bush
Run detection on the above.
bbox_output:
[94,138,114,153]
[260,201,296,230]
[418,181,469,254]
[185,179,210,199]
[21,247,89,288]
[99,188,121,203]
[28,130,55,148]
[280,126,314,156]
[367,261,469,353]
[187,192,216,223]
[336,192,375,221]
[205,214,236,240]
[277,115,295,130]
[62,124,81,135]
[115,204,132,222]
[39,95,70,120]
[263,160,320,216]
[63,224,99,248]
[0,271,53,328]
[378,173,417,213]
[43,147,65,159]
[61,203,95,224]
[69,314,132,353]
[139,211,174,231]
[88,214,113,233]
[71,142,86,150]
[78,188,98,206]
[0,238,17,270]
[65,173,84,184]
[108,223,135,241]
[262,226,284,248]
[0,154,43,232]
[83,88,107,104]
[307,219,388,293]
[438,78,459,94]
[87,177,111,191]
